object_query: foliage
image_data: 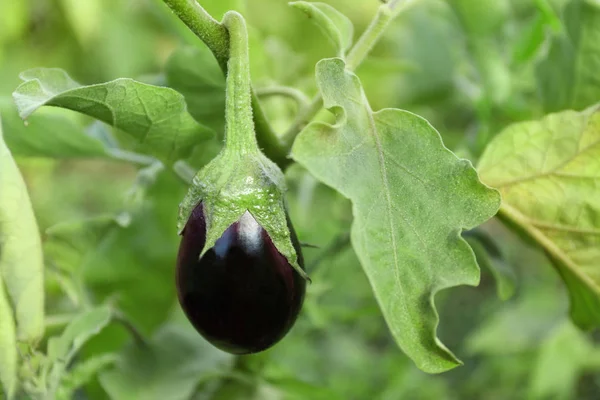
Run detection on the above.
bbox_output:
[0,0,599,399]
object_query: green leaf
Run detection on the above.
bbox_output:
[466,286,566,355]
[56,353,117,400]
[0,98,108,159]
[0,117,45,342]
[291,58,500,373]
[99,324,232,400]
[511,15,547,65]
[165,46,226,136]
[464,233,516,300]
[45,214,130,274]
[12,68,213,163]
[447,0,510,36]
[47,306,112,364]
[0,275,17,400]
[529,322,598,399]
[536,0,600,112]
[46,306,113,394]
[478,105,600,329]
[290,2,354,57]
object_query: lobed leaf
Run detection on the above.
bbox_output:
[478,105,600,329]
[292,58,500,373]
[0,117,45,342]
[537,0,600,112]
[12,68,213,163]
[290,2,354,57]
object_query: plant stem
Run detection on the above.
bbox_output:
[222,12,258,154]
[162,0,290,168]
[309,233,351,274]
[255,86,311,109]
[282,1,417,147]
[345,5,393,71]
[281,95,323,148]
[162,0,229,70]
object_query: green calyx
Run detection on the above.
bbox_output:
[177,11,308,281]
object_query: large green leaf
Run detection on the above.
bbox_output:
[291,58,500,373]
[478,105,600,329]
[537,0,600,112]
[290,2,354,57]
[12,68,213,163]
[0,117,44,342]
[0,274,17,400]
[99,324,232,400]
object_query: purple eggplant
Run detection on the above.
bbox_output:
[176,202,306,354]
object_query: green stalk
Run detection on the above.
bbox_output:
[282,1,420,147]
[222,12,257,154]
[162,0,289,167]
[162,0,229,71]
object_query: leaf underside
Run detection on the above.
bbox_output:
[292,58,500,373]
[478,105,600,329]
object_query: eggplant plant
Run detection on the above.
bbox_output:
[0,0,599,399]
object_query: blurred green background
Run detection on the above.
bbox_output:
[2,0,600,399]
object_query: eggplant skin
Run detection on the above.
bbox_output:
[176,203,306,354]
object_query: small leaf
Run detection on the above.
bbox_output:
[0,275,17,400]
[466,287,567,355]
[45,214,129,273]
[46,306,112,394]
[511,15,547,65]
[290,2,354,57]
[0,117,44,342]
[536,0,600,112]
[165,46,226,136]
[529,322,598,399]
[47,306,112,364]
[0,98,108,159]
[463,231,516,300]
[56,353,117,400]
[478,105,600,329]
[292,58,500,373]
[12,68,213,163]
[99,324,232,400]
[447,0,510,36]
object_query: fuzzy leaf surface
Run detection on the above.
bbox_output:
[292,58,500,373]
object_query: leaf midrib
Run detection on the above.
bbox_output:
[500,202,600,294]
[363,101,401,285]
